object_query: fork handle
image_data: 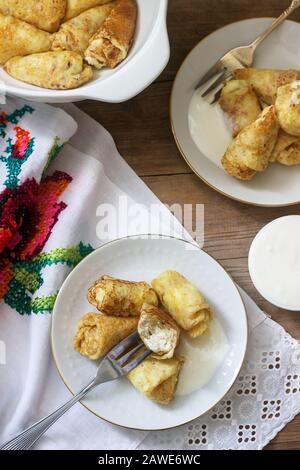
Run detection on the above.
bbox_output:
[251,0,300,50]
[0,380,96,450]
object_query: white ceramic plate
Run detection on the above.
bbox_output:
[1,0,169,103]
[51,235,247,431]
[171,18,300,207]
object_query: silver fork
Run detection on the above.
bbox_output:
[196,0,300,103]
[0,331,149,451]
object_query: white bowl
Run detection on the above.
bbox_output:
[248,215,300,311]
[0,0,169,103]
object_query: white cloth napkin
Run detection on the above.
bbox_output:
[0,99,299,450]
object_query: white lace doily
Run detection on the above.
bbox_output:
[137,289,300,450]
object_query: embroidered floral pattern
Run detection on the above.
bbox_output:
[0,104,94,315]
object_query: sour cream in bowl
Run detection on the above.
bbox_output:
[248,215,300,311]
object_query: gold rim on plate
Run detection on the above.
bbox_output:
[50,234,248,431]
[170,17,300,208]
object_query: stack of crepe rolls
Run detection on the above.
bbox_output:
[1,0,137,89]
[74,270,213,405]
[74,275,182,405]
[219,68,300,179]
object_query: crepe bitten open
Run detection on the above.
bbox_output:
[52,3,115,54]
[138,303,180,359]
[85,0,137,69]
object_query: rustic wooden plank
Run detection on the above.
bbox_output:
[77,81,190,177]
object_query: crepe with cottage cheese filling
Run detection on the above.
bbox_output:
[151,270,213,338]
[87,275,158,316]
[138,303,180,360]
[222,105,279,180]
[219,80,261,137]
[65,0,112,20]
[0,14,52,64]
[85,0,137,69]
[73,312,138,360]
[4,51,93,89]
[270,129,300,166]
[275,81,300,137]
[234,68,300,105]
[0,0,67,33]
[128,356,183,405]
[52,3,115,54]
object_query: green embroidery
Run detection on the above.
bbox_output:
[4,279,32,315]
[4,242,94,315]
[13,266,42,293]
[32,294,57,314]
[42,136,64,179]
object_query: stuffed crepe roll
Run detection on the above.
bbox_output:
[219,80,261,137]
[73,312,138,360]
[85,0,137,69]
[4,51,93,89]
[0,0,66,33]
[0,14,52,64]
[234,68,299,105]
[128,356,183,405]
[275,81,300,136]
[151,270,212,338]
[270,129,300,166]
[52,3,115,54]
[222,105,279,180]
[65,0,112,20]
[138,303,180,359]
[87,275,158,316]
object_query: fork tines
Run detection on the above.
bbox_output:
[108,330,151,375]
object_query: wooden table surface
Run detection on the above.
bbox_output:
[77,0,300,450]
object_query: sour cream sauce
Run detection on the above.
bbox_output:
[249,215,300,311]
[188,88,232,167]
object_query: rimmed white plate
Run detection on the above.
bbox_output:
[51,235,247,430]
[171,18,300,207]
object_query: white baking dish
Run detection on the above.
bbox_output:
[0,0,169,103]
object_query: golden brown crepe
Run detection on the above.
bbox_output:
[52,3,115,54]
[4,51,93,89]
[0,0,67,33]
[270,129,300,165]
[138,303,180,360]
[234,68,299,105]
[128,356,183,405]
[65,0,112,20]
[87,275,158,316]
[219,80,261,137]
[0,14,52,65]
[275,81,300,136]
[151,270,212,338]
[73,312,138,360]
[85,0,137,69]
[222,105,279,180]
